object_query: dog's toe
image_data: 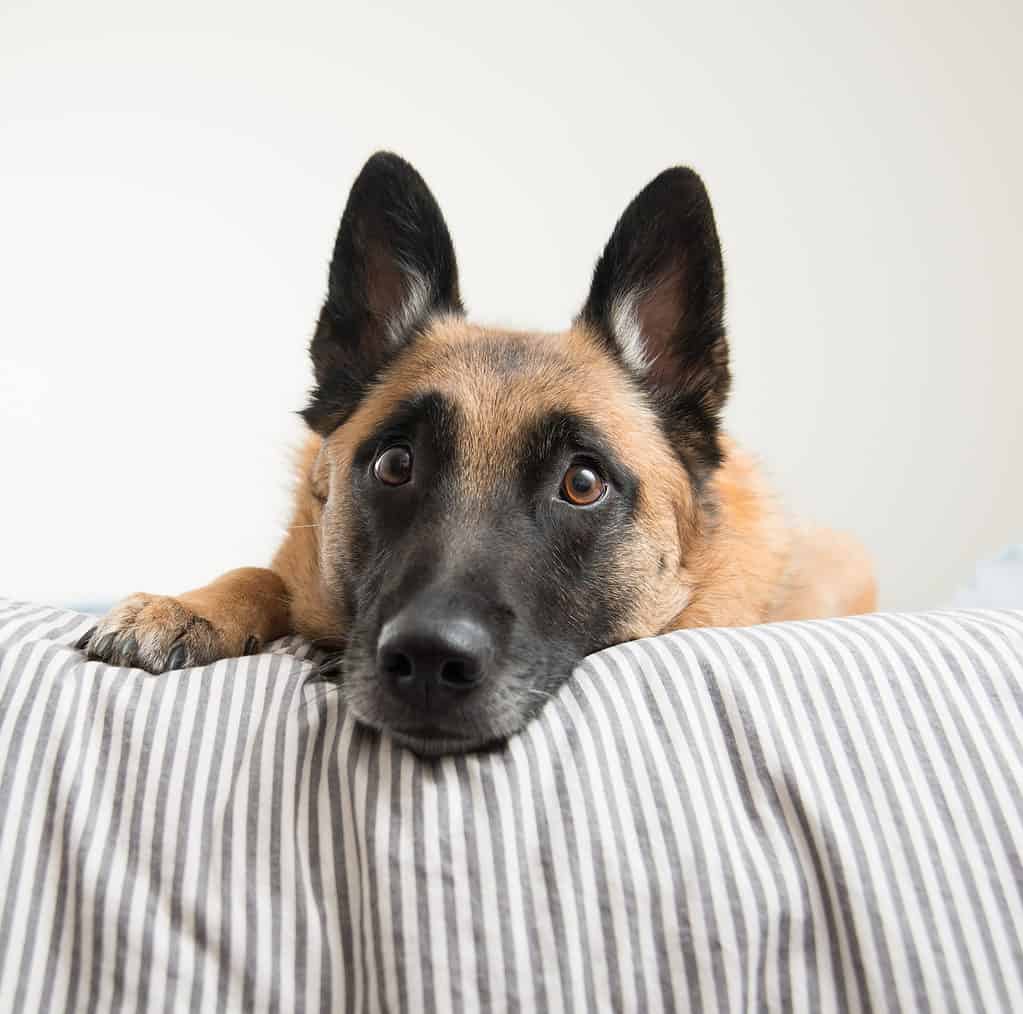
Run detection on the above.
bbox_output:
[88,632,117,662]
[164,641,189,673]
[74,626,97,652]
[82,593,243,674]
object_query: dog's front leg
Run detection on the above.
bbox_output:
[80,566,292,672]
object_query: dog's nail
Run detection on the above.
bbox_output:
[75,626,97,651]
[90,632,116,659]
[117,633,139,668]
[165,643,188,671]
[244,636,260,655]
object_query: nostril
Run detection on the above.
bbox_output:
[439,657,482,688]
[378,611,493,697]
[381,651,413,681]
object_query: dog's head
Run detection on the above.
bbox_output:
[303,153,729,754]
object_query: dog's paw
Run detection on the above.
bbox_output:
[78,593,260,673]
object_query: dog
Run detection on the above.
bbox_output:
[81,152,876,754]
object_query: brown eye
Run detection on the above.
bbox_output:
[560,463,607,506]
[374,445,413,486]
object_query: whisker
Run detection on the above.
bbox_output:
[310,636,348,653]
[317,659,345,679]
[293,683,344,713]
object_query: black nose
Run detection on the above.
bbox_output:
[377,611,494,706]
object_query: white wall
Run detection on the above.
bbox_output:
[1,0,1020,610]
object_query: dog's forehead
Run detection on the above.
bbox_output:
[407,320,655,470]
[330,316,678,497]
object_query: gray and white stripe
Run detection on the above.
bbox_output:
[1,597,1022,1012]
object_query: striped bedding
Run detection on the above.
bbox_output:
[1,599,1022,1013]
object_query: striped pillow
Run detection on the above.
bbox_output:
[1,598,1022,1012]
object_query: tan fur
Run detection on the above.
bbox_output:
[665,441,876,630]
[86,315,875,671]
[767,527,878,621]
[86,567,291,670]
[265,319,874,643]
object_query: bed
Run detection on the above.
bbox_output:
[1,598,1022,1012]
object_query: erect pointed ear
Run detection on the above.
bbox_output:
[303,152,462,434]
[579,168,730,477]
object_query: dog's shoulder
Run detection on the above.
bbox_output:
[673,437,793,629]
[677,437,875,629]
[271,432,339,639]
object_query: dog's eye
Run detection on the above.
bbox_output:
[560,463,607,506]
[374,445,413,486]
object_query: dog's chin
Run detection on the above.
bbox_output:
[350,710,510,756]
[386,726,501,757]
[345,687,552,756]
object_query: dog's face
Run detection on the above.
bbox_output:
[303,153,730,754]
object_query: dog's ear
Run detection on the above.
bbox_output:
[303,152,462,434]
[579,168,729,477]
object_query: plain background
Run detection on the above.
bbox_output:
[1,0,1020,610]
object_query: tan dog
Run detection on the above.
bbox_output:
[82,152,875,753]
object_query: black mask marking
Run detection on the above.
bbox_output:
[335,391,641,752]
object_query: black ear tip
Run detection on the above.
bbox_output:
[642,166,713,208]
[666,165,705,184]
[357,150,425,188]
[350,151,441,217]
[362,150,410,172]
